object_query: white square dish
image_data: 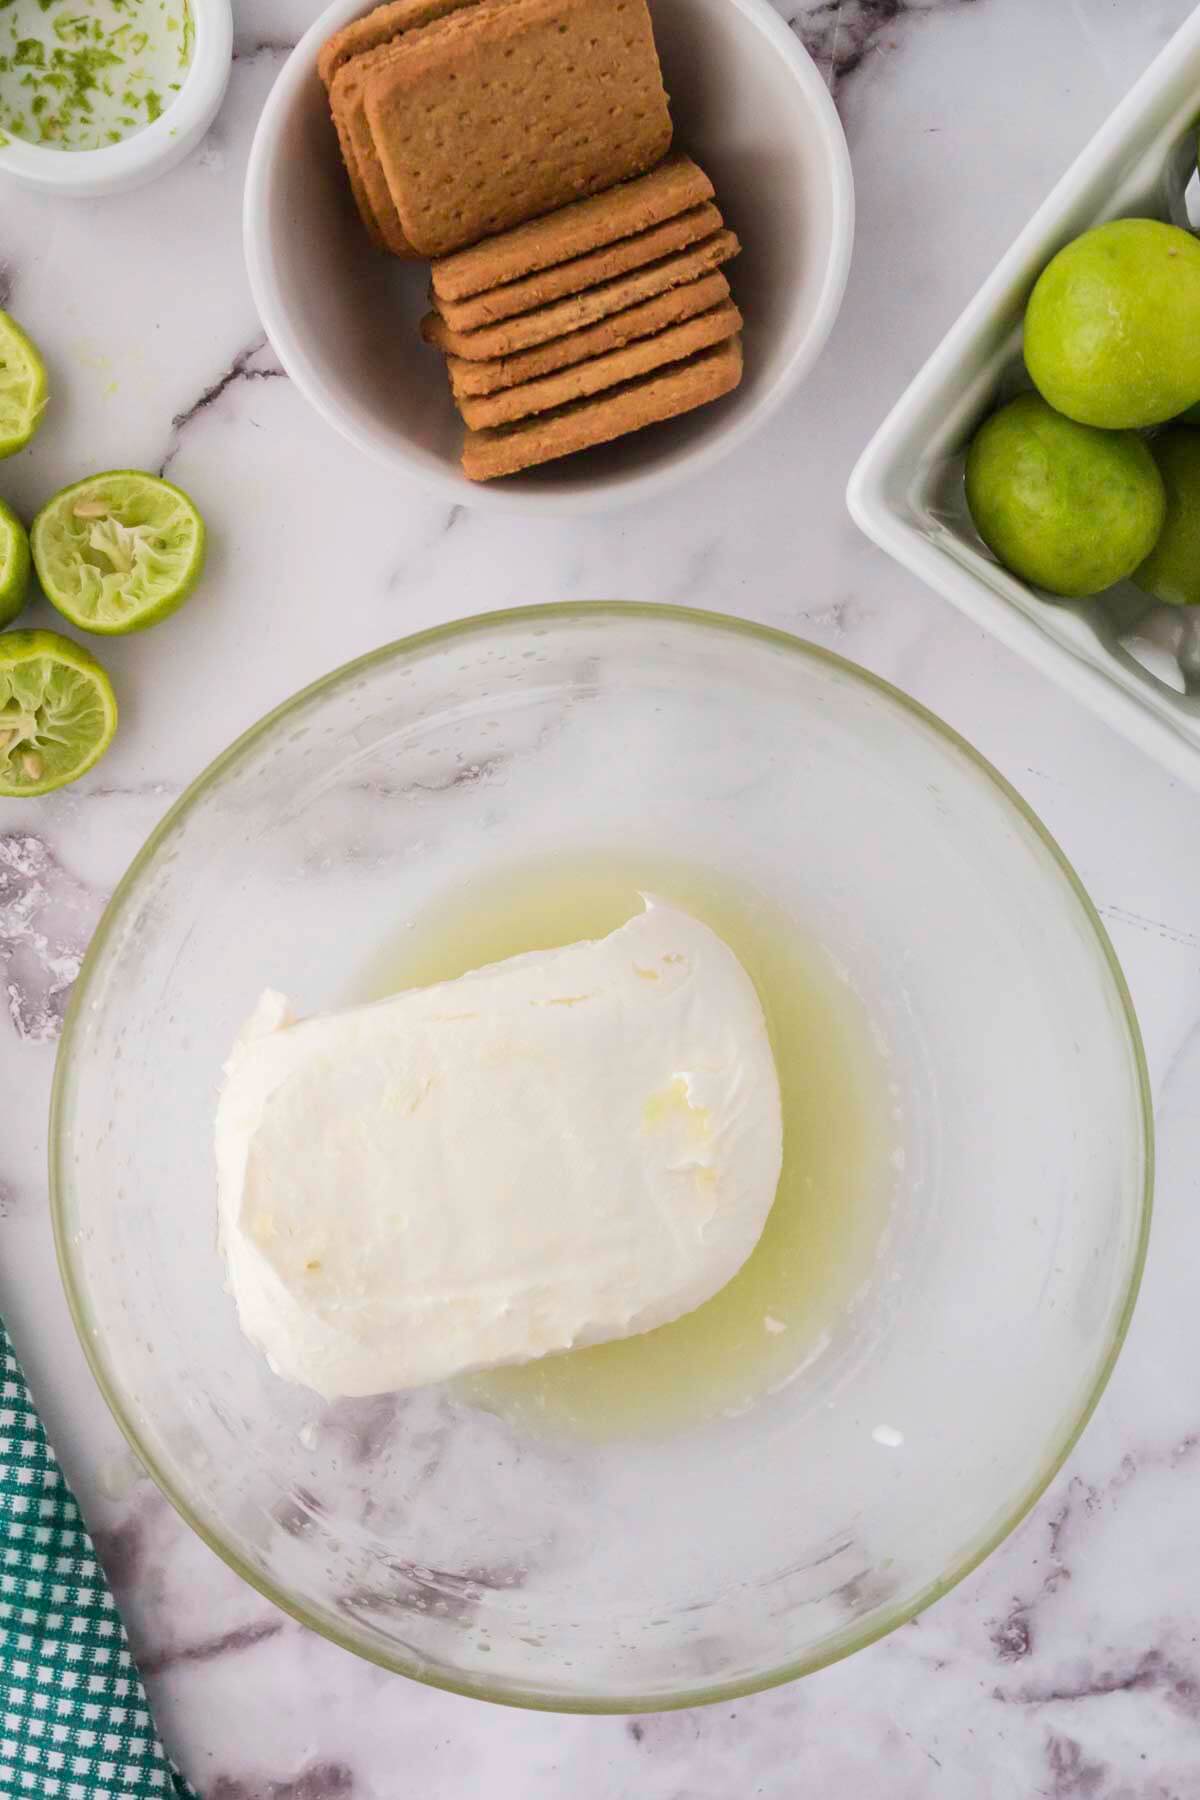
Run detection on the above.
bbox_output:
[847,6,1200,790]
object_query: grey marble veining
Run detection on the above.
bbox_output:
[160,337,286,479]
[788,0,974,90]
[3,0,1200,1795]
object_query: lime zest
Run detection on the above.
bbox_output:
[1,0,192,148]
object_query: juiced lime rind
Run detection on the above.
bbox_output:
[0,628,118,797]
[0,311,48,459]
[31,469,206,635]
[0,498,31,627]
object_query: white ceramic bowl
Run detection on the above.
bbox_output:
[243,0,854,515]
[0,0,232,198]
[848,8,1200,792]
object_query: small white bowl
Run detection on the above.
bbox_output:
[243,0,854,515]
[0,0,232,199]
[848,7,1200,792]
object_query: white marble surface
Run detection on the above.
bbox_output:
[3,0,1200,1793]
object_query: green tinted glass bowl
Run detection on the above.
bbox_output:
[52,604,1151,1711]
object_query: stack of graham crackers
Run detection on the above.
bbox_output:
[320,0,744,482]
[422,157,742,480]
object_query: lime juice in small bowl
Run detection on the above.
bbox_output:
[0,0,194,152]
[0,0,230,195]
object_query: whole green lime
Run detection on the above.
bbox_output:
[1133,427,1200,605]
[1024,219,1200,428]
[965,393,1165,598]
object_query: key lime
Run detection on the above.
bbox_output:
[1133,427,1200,606]
[1024,220,1200,429]
[0,498,31,626]
[31,469,206,635]
[0,629,118,797]
[0,311,48,459]
[965,392,1165,598]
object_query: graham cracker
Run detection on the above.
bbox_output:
[423,229,740,359]
[329,101,389,248]
[457,300,742,428]
[324,0,478,254]
[461,336,743,480]
[447,270,733,397]
[330,53,412,253]
[318,0,459,86]
[364,0,673,260]
[434,203,722,332]
[430,154,714,302]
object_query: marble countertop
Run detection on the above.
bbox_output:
[4,0,1200,1793]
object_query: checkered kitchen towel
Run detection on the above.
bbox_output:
[0,1319,195,1798]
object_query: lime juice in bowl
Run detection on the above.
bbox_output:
[352,849,896,1440]
[0,0,229,194]
[0,0,193,151]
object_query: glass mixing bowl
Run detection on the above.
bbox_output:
[52,604,1151,1711]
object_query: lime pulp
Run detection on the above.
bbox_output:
[31,469,206,635]
[0,311,48,459]
[0,629,118,797]
[0,498,31,626]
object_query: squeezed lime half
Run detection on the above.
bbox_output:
[0,498,31,626]
[0,629,118,796]
[0,311,48,459]
[32,469,206,634]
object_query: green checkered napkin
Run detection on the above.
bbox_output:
[0,1318,196,1799]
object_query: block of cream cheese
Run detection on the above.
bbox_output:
[215,899,783,1398]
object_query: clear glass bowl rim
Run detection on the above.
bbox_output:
[49,601,1154,1713]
